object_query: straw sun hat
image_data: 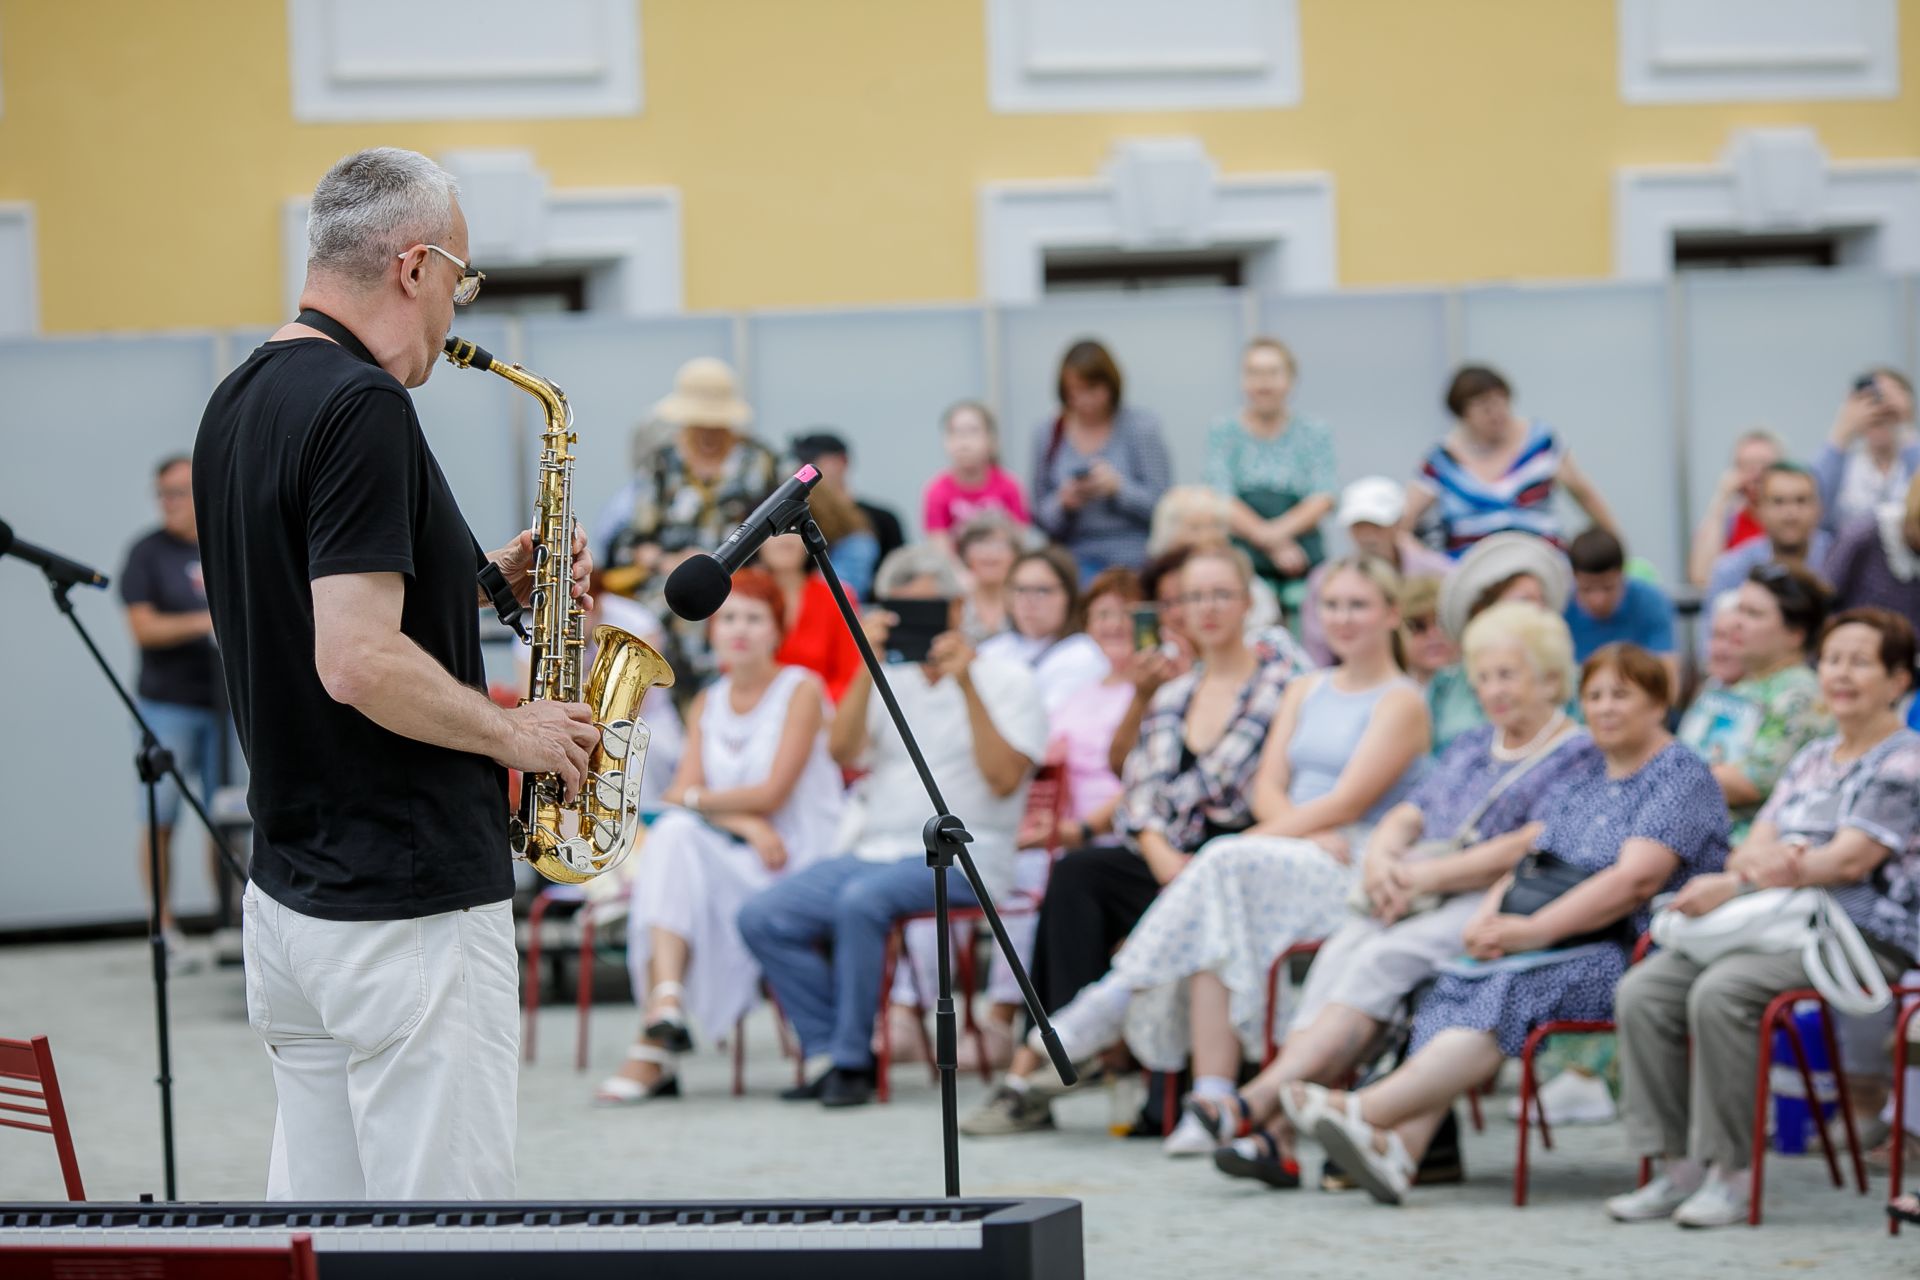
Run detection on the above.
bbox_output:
[651,357,753,430]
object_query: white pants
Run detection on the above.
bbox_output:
[244,881,519,1200]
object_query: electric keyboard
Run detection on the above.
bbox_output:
[0,1198,1083,1279]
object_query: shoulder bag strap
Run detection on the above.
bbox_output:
[1450,724,1574,846]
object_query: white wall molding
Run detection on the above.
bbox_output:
[1618,0,1898,103]
[283,153,681,315]
[0,203,39,336]
[979,138,1334,302]
[288,0,641,121]
[1615,128,1920,279]
[986,0,1300,113]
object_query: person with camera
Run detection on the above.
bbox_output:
[1815,368,1918,533]
[737,545,1046,1109]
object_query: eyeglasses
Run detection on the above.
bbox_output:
[1176,589,1244,609]
[1403,616,1439,636]
[1010,583,1065,600]
[156,485,192,500]
[400,244,485,305]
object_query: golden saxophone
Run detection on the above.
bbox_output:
[443,334,675,884]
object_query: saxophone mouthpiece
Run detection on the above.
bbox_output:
[443,334,498,371]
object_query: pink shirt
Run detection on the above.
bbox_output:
[923,466,1031,533]
[1049,677,1133,821]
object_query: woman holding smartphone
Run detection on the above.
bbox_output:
[1032,340,1172,580]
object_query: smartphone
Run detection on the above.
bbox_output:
[1131,604,1161,652]
[875,597,948,664]
[1070,463,1094,481]
[1855,372,1882,401]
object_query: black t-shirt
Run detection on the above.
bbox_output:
[193,337,510,921]
[119,529,220,708]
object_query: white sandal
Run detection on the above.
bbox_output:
[593,1043,682,1107]
[1279,1081,1332,1135]
[1311,1094,1414,1206]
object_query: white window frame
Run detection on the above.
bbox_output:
[986,0,1301,113]
[1618,0,1898,103]
[287,0,642,121]
[0,203,38,336]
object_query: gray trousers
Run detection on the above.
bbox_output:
[1616,947,1904,1170]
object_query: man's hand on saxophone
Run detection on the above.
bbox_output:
[491,699,600,803]
[486,522,595,613]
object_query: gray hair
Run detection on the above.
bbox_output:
[875,545,963,599]
[306,148,460,286]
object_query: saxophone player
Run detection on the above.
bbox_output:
[192,148,596,1199]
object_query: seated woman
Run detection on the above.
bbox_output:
[1395,576,1457,699]
[757,531,864,703]
[1281,644,1728,1204]
[1611,608,1920,1229]
[954,512,1021,643]
[978,546,1111,715]
[965,554,1429,1138]
[1203,603,1598,1186]
[961,544,1292,1135]
[1427,533,1571,755]
[1676,562,1832,843]
[594,570,844,1103]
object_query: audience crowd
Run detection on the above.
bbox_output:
[416,336,1920,1225]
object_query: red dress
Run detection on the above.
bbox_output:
[775,575,863,703]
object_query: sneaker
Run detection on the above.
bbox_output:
[161,928,205,976]
[782,1070,832,1102]
[960,1084,1056,1136]
[1672,1173,1750,1229]
[1162,1109,1222,1157]
[819,1066,876,1109]
[1606,1169,1703,1223]
[1508,1069,1616,1127]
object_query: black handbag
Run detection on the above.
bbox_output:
[1498,851,1634,950]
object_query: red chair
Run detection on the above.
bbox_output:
[0,1233,317,1279]
[1888,983,1920,1235]
[874,762,1070,1102]
[521,885,597,1069]
[0,1035,83,1200]
[1262,940,1327,1067]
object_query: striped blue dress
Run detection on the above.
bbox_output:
[1416,423,1566,556]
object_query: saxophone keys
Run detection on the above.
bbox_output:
[590,816,619,853]
[599,720,634,760]
[591,770,624,810]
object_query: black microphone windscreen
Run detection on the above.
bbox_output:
[664,554,732,621]
[0,520,12,557]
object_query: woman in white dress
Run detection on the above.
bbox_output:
[594,570,844,1103]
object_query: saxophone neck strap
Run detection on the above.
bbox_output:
[294,308,380,369]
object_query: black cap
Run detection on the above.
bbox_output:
[790,430,849,464]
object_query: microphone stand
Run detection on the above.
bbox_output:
[795,517,1075,1197]
[39,574,250,1202]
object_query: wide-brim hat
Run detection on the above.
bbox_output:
[652,356,752,429]
[1438,532,1571,641]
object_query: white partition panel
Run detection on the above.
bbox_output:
[1684,272,1908,528]
[747,307,988,540]
[1461,283,1679,578]
[521,314,738,553]
[0,336,225,928]
[997,293,1247,489]
[1258,291,1452,536]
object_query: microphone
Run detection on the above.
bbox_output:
[0,519,109,589]
[664,465,821,621]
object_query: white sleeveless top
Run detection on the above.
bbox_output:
[700,666,844,866]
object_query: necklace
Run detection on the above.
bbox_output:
[1491,710,1567,762]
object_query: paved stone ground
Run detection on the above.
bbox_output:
[2,938,1915,1278]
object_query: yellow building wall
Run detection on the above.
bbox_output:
[3,0,1920,333]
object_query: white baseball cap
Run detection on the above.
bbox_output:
[1335,477,1406,529]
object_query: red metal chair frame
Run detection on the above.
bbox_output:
[0,1034,83,1200]
[1883,983,1920,1235]
[875,762,1070,1102]
[0,1233,318,1279]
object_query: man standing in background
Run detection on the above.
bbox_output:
[119,454,224,972]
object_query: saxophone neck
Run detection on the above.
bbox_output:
[442,333,572,436]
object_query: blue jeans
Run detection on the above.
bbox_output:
[134,698,224,827]
[737,854,979,1070]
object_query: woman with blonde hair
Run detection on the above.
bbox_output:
[1149,485,1282,631]
[1204,603,1599,1187]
